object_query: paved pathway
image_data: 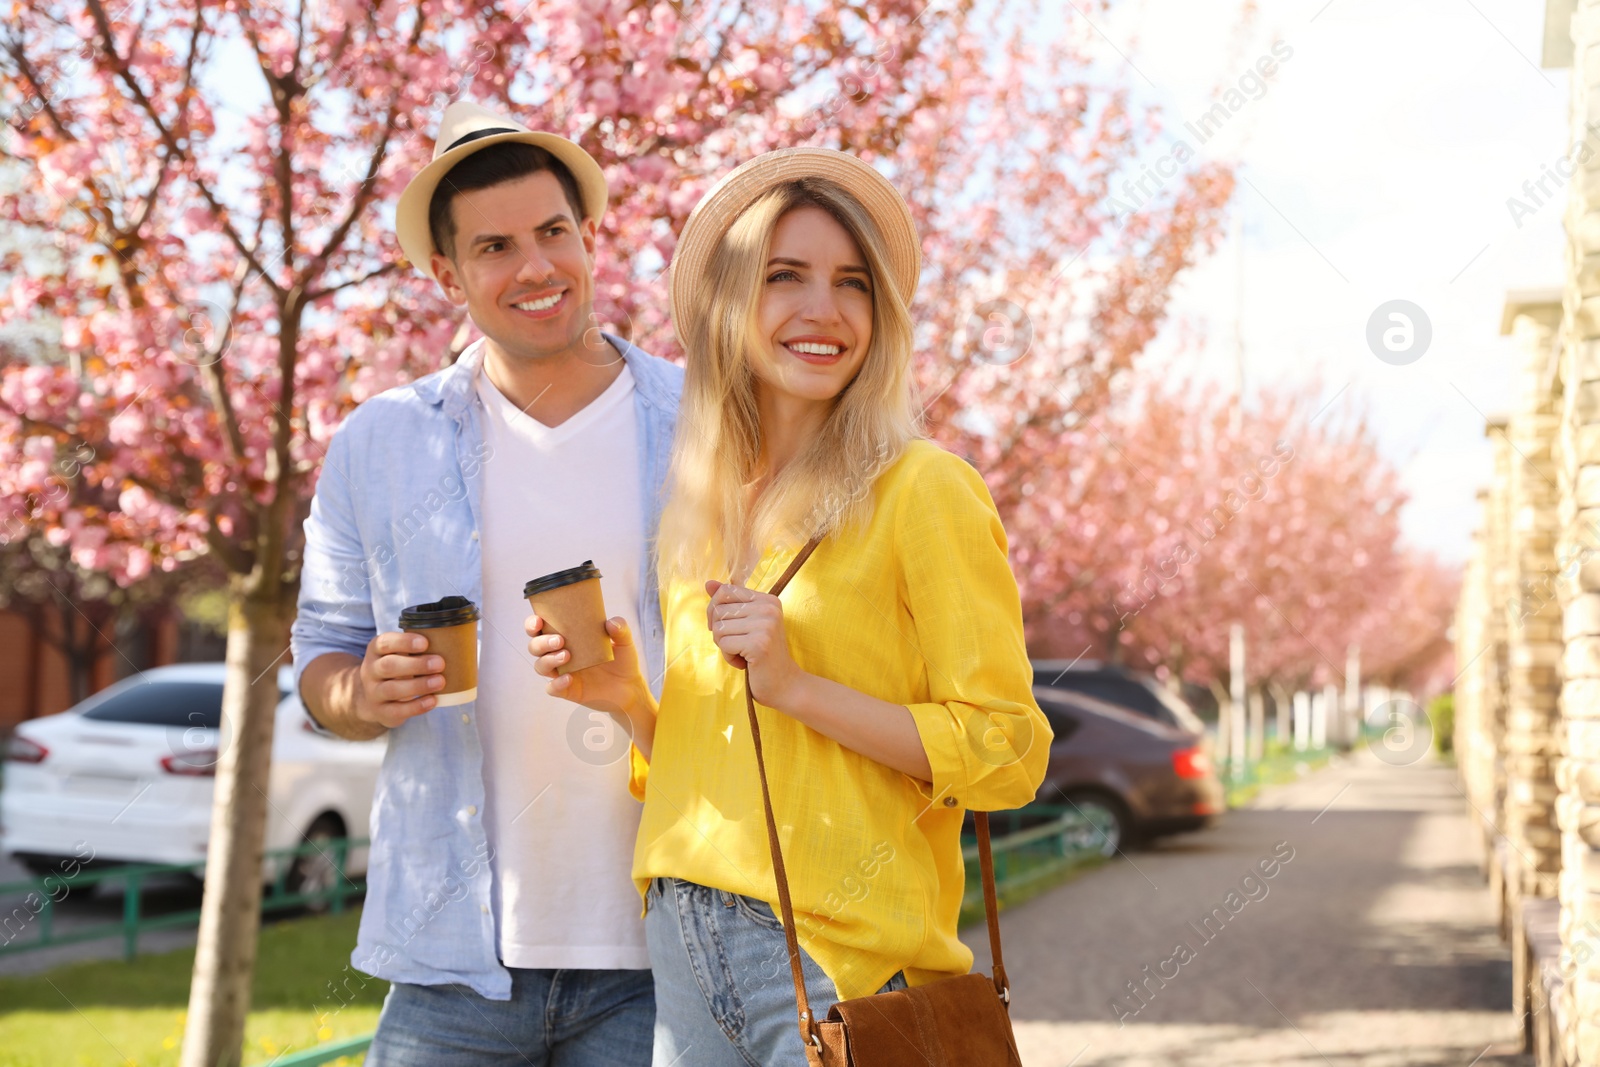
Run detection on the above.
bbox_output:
[964,748,1530,1067]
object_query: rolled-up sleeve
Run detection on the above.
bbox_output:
[291,427,377,714]
[896,453,1052,812]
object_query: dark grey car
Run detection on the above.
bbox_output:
[1026,677,1224,855]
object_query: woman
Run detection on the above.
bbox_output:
[526,147,1050,1066]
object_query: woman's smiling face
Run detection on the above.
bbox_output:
[751,205,874,404]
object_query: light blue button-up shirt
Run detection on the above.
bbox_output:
[290,334,682,998]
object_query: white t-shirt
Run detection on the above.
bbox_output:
[474,360,649,970]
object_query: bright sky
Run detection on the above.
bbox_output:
[1090,0,1565,565]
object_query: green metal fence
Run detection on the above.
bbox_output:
[0,837,368,961]
[959,805,1109,926]
[267,1033,374,1067]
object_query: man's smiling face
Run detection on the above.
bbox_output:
[431,170,598,360]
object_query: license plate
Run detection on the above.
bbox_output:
[64,773,144,798]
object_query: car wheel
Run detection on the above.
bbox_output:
[285,814,345,911]
[1060,793,1128,857]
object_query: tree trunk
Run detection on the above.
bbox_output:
[24,603,42,720]
[1247,686,1265,762]
[1209,678,1231,766]
[62,609,96,706]
[1269,681,1293,749]
[180,578,293,1067]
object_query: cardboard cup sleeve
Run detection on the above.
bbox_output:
[525,561,614,675]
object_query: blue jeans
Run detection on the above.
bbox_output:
[365,966,654,1066]
[644,877,907,1067]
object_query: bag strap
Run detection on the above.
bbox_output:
[744,536,825,1050]
[976,808,1010,1003]
[743,537,1012,1055]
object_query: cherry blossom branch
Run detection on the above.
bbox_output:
[0,36,71,136]
[82,0,283,298]
[0,400,77,448]
[124,3,203,238]
[44,395,233,537]
[124,469,254,576]
[195,267,251,468]
[305,8,357,88]
[0,394,249,574]
[304,261,402,303]
[0,37,124,246]
[291,0,307,82]
[303,2,424,284]
[237,10,299,284]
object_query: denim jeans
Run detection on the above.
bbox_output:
[365,965,654,1066]
[645,877,907,1067]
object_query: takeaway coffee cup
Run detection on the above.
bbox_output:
[398,596,480,706]
[524,561,613,675]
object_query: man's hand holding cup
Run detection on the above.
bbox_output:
[354,631,449,730]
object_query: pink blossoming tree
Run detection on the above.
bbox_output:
[1016,375,1454,706]
[0,1,1233,1061]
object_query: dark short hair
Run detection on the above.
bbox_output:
[427,142,587,261]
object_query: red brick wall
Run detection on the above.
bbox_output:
[0,610,181,731]
[0,612,33,730]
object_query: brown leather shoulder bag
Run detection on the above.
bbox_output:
[745,537,1024,1067]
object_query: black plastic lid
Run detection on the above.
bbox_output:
[398,595,480,629]
[523,560,602,599]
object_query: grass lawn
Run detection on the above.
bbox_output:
[1225,743,1337,808]
[0,909,382,1067]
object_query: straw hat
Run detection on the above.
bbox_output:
[396,101,609,281]
[669,148,921,336]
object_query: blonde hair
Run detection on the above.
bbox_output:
[658,177,921,583]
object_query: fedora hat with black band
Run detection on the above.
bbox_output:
[396,101,609,281]
[669,147,921,341]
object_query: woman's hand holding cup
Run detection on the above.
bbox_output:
[526,613,652,722]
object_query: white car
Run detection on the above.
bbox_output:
[0,663,384,897]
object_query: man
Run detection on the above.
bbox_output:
[291,101,680,1065]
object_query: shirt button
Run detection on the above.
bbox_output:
[461,714,470,724]
[481,904,489,914]
[943,796,958,808]
[466,805,478,816]
[470,530,480,541]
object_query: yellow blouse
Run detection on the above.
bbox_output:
[630,440,1052,1002]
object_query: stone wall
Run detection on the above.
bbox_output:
[1506,298,1564,907]
[1450,5,1600,1061]
[1559,10,1600,1058]
[1458,503,1499,874]
[1502,297,1565,1043]
[1488,423,1515,860]
[1461,312,1573,1055]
